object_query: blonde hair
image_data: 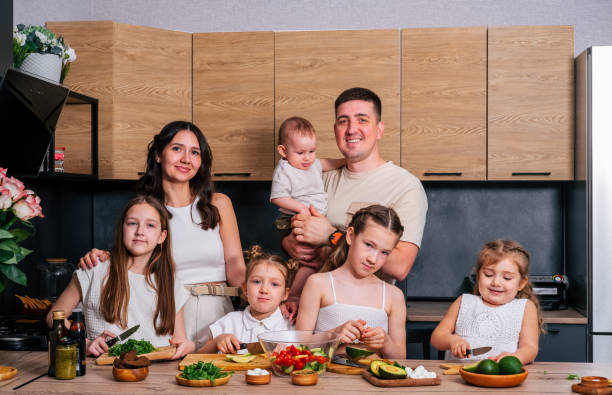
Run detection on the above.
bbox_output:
[473,239,545,333]
[278,116,316,146]
[244,245,296,288]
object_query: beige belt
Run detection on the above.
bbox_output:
[185,281,241,297]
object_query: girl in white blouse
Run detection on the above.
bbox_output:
[431,240,543,365]
[296,205,407,359]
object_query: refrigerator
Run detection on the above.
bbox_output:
[569,46,612,363]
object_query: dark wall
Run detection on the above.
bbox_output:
[0,178,566,314]
[1,0,12,77]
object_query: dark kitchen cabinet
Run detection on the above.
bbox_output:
[536,324,587,362]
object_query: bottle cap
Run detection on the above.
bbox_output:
[70,310,84,322]
[52,311,65,320]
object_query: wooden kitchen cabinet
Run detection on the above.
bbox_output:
[487,26,574,180]
[47,21,192,180]
[193,32,274,181]
[275,30,400,164]
[401,27,487,180]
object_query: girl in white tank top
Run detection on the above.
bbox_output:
[296,205,407,359]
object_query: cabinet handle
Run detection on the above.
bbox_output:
[213,172,252,177]
[423,172,462,176]
[511,172,551,176]
[137,172,145,176]
[547,328,560,334]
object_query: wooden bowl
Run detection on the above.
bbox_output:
[291,370,318,386]
[245,371,271,385]
[580,376,609,388]
[459,368,528,388]
[175,372,231,387]
[112,366,149,382]
[0,366,17,381]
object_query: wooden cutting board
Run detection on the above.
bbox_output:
[327,362,364,375]
[95,345,176,365]
[361,370,441,387]
[571,383,612,395]
[179,354,271,371]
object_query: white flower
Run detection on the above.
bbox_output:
[65,48,76,63]
[14,32,26,46]
[35,30,48,44]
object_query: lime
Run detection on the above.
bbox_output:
[477,359,500,375]
[498,356,522,375]
[463,361,479,373]
[345,346,375,359]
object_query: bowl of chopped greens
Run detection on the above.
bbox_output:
[176,361,232,387]
[258,330,340,376]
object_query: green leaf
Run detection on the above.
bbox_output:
[0,249,13,263]
[0,239,20,253]
[0,275,6,293]
[0,263,27,286]
[10,229,30,243]
[0,229,13,239]
[19,247,33,258]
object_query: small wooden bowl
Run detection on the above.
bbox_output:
[0,366,17,381]
[459,368,528,388]
[175,372,231,387]
[580,376,609,388]
[112,366,149,382]
[291,370,318,386]
[245,371,271,385]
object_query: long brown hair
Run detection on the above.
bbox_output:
[244,245,296,288]
[473,239,545,333]
[135,121,220,230]
[320,205,404,273]
[100,195,177,336]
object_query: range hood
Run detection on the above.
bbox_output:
[0,68,70,175]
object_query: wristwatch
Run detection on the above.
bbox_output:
[328,229,345,246]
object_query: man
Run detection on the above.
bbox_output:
[281,87,428,319]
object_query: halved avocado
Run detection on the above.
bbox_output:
[345,346,375,359]
[379,364,407,379]
[369,360,386,377]
[463,361,479,373]
[226,354,256,363]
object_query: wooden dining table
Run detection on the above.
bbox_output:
[1,351,611,394]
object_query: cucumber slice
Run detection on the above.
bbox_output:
[226,354,256,363]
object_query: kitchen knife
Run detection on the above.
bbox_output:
[331,355,364,368]
[466,346,492,356]
[238,342,264,354]
[105,324,140,347]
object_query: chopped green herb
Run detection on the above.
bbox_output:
[108,339,156,356]
[567,374,580,380]
[181,361,230,385]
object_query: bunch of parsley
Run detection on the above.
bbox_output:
[181,361,230,385]
[108,339,156,356]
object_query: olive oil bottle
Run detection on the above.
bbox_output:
[48,311,67,377]
[69,310,86,376]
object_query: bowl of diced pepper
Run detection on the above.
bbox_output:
[258,330,340,376]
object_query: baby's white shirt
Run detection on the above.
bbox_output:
[208,306,294,344]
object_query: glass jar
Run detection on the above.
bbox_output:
[55,341,76,380]
[37,258,73,301]
[54,147,65,173]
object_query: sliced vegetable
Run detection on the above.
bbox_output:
[226,354,256,363]
[269,344,329,375]
[463,361,479,373]
[379,364,407,379]
[345,346,375,359]
[369,360,386,377]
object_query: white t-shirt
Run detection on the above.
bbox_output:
[76,259,190,347]
[208,306,294,343]
[270,159,328,215]
[167,199,226,284]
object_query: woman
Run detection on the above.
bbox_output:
[79,121,246,349]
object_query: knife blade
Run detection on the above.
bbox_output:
[105,324,140,347]
[239,342,264,354]
[332,355,364,368]
[466,346,492,356]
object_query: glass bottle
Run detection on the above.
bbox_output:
[55,338,76,380]
[48,311,67,377]
[69,310,86,376]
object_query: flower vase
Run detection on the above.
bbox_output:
[19,53,62,83]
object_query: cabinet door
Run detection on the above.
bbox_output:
[49,21,192,180]
[193,32,274,181]
[275,30,400,163]
[488,26,574,180]
[402,28,486,180]
[537,324,587,362]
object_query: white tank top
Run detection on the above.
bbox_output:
[445,293,527,361]
[166,199,226,284]
[315,272,388,333]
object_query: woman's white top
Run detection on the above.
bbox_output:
[76,260,190,347]
[208,306,294,343]
[315,272,388,333]
[446,293,527,361]
[166,198,226,285]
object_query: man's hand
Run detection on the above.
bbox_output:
[78,248,109,270]
[281,233,318,261]
[291,206,335,246]
[280,299,299,324]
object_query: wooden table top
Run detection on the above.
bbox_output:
[406,301,587,324]
[1,351,610,394]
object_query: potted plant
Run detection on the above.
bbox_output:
[0,167,44,293]
[13,24,76,83]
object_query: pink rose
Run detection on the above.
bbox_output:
[0,188,11,210]
[1,176,26,201]
[13,197,43,221]
[0,167,6,180]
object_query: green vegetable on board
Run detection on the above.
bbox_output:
[108,339,156,357]
[567,374,580,380]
